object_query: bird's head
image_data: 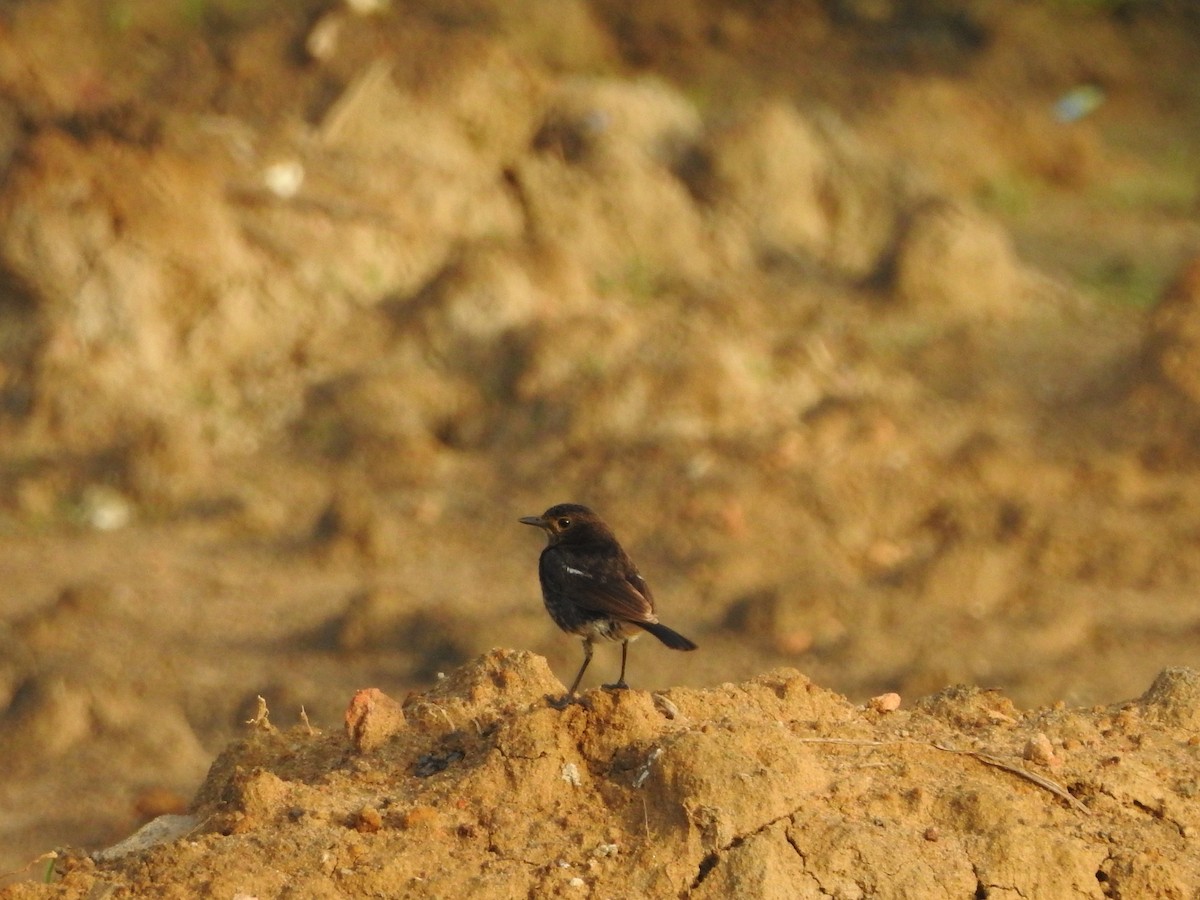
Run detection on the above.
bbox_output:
[519,503,613,546]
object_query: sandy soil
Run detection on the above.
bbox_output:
[1,0,1199,892]
[6,652,1200,898]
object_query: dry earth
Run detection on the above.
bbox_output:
[1,0,1200,892]
[6,652,1200,898]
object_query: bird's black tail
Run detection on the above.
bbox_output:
[639,621,698,651]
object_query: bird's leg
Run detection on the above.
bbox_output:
[550,639,594,708]
[568,638,594,694]
[603,640,630,691]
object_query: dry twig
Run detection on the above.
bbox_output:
[790,736,1089,815]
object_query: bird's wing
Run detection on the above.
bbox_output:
[556,558,656,623]
[625,568,655,605]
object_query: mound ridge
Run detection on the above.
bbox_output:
[7,652,1198,898]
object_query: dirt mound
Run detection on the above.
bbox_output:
[1,0,1085,506]
[1141,253,1200,403]
[5,651,1197,898]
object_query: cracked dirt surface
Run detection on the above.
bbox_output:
[6,651,1198,899]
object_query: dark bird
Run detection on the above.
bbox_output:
[519,503,697,702]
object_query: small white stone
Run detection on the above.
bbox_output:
[263,160,304,198]
[93,814,199,861]
[653,695,680,720]
[305,14,341,60]
[79,485,133,531]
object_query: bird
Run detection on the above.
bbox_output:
[519,503,697,703]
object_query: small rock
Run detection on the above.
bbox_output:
[353,806,382,833]
[1023,732,1060,769]
[93,814,201,862]
[652,694,680,720]
[1138,668,1200,729]
[305,13,342,61]
[344,688,407,752]
[262,160,304,199]
[869,692,902,713]
[77,485,134,531]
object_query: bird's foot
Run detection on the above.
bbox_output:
[546,692,581,710]
[602,680,630,691]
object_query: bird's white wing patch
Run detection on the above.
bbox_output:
[564,564,594,579]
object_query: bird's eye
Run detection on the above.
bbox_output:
[556,517,571,529]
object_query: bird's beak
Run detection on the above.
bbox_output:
[519,515,547,528]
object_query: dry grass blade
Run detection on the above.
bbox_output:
[791,736,1090,815]
[933,742,1091,815]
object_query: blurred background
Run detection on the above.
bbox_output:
[1,0,1199,879]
